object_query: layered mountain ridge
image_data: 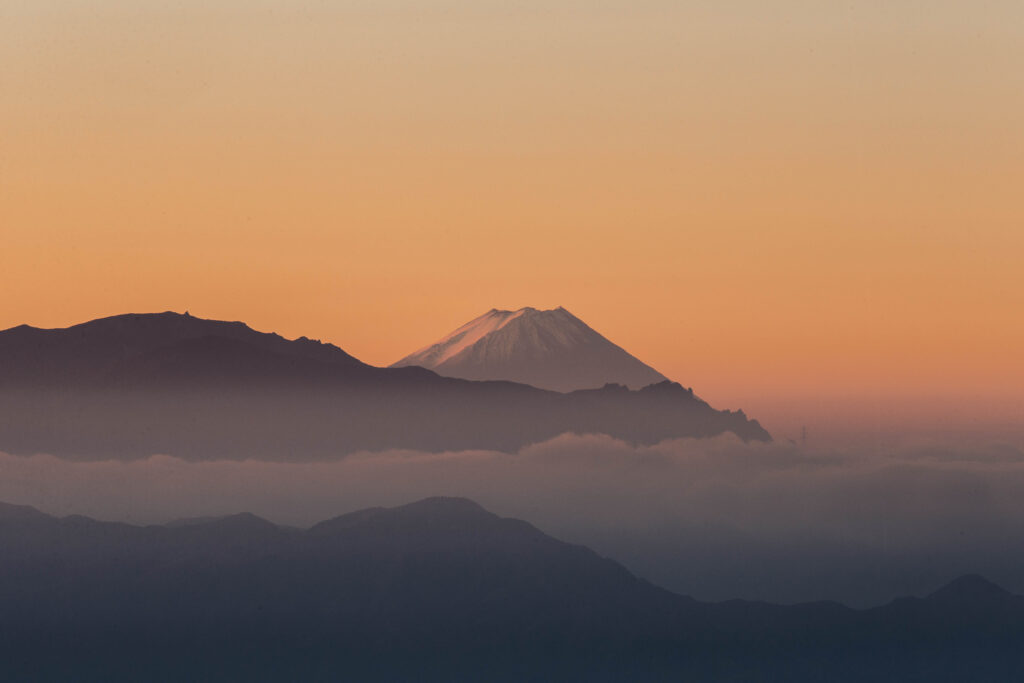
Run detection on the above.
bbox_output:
[0,311,769,460]
[2,496,1022,682]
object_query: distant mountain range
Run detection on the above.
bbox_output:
[0,312,768,460]
[1,497,1022,682]
[392,306,669,392]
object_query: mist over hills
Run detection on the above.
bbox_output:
[392,306,669,392]
[0,311,768,460]
[2,497,1023,682]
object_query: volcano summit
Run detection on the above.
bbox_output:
[392,307,669,392]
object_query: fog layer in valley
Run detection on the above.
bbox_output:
[4,433,1023,607]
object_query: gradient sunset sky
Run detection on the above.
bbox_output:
[2,1,1022,428]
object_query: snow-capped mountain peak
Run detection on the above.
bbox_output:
[391,307,669,392]
[407,307,531,367]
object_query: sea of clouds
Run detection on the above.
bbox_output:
[3,433,1024,606]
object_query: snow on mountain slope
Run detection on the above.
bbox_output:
[391,307,670,392]
[400,308,530,368]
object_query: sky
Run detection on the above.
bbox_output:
[2,1,1022,433]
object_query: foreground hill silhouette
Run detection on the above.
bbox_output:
[392,306,669,391]
[1,498,1022,682]
[0,312,768,460]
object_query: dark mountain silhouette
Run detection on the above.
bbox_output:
[1,497,1022,682]
[392,306,669,391]
[928,574,1014,606]
[0,312,768,460]
[0,311,366,387]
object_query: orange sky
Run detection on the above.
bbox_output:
[2,1,1022,425]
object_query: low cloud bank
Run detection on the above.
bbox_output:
[3,433,1024,606]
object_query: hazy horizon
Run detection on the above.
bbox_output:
[4,431,1024,607]
[4,307,1021,446]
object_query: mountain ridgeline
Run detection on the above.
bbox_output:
[2,497,1022,682]
[392,306,669,392]
[0,311,769,460]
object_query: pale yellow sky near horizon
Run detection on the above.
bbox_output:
[2,1,1022,424]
